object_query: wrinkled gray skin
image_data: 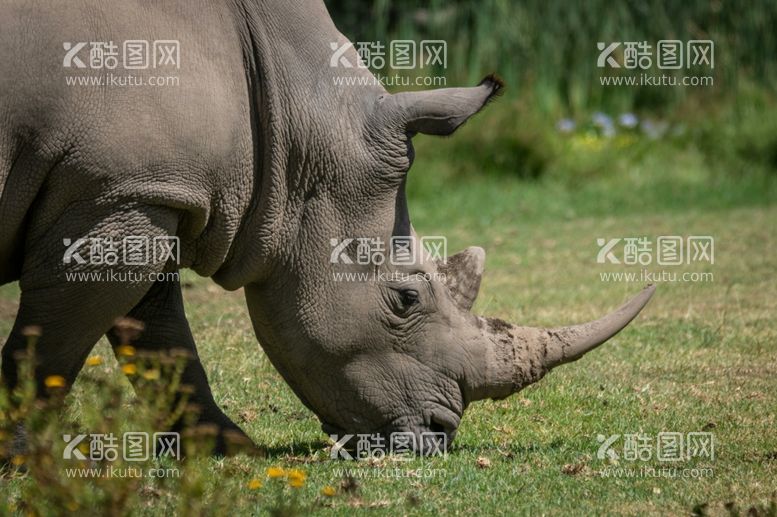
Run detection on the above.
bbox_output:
[0,0,655,454]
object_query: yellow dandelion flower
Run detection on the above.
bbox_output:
[116,345,136,357]
[44,375,66,388]
[142,369,160,380]
[11,455,25,466]
[247,478,262,490]
[266,466,285,478]
[288,469,306,482]
[321,485,336,497]
[121,363,137,375]
[85,355,103,366]
[287,469,306,488]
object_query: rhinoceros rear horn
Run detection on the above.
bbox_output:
[379,74,504,136]
[436,247,486,311]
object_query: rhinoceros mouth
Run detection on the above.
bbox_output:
[427,406,461,444]
[381,403,461,453]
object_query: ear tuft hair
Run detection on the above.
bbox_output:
[478,73,506,104]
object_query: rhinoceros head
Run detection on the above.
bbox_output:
[239,26,655,452]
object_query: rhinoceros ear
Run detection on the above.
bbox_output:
[435,247,486,311]
[378,74,504,136]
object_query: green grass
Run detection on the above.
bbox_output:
[328,0,777,116]
[1,154,775,514]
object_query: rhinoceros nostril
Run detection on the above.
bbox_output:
[428,414,458,448]
[429,420,446,434]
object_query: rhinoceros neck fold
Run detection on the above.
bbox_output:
[213,0,387,290]
[212,0,327,289]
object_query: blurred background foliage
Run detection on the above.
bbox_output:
[325,0,777,197]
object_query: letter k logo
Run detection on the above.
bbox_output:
[330,434,354,460]
[597,238,621,264]
[63,42,87,68]
[330,42,353,68]
[330,238,353,264]
[597,42,621,68]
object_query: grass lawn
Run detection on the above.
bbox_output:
[0,150,775,515]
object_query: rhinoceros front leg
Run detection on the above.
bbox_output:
[0,264,156,462]
[0,204,210,459]
[105,277,256,455]
[1,205,177,393]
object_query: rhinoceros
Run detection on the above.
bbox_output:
[0,0,655,454]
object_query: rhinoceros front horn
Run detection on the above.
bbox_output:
[467,285,656,402]
[538,283,657,368]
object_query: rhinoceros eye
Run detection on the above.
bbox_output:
[399,289,419,307]
[388,287,420,316]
